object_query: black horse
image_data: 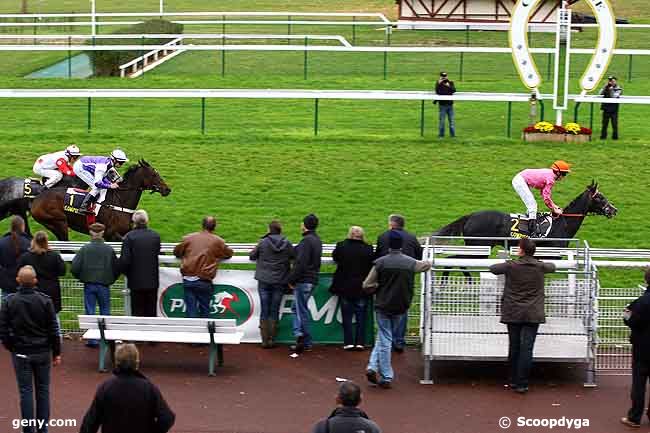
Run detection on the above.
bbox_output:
[31,160,171,241]
[0,175,84,235]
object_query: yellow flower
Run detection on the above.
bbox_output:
[565,122,581,135]
[534,121,554,133]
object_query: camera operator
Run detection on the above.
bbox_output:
[434,72,457,138]
[600,75,622,140]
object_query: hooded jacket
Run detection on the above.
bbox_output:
[249,233,295,285]
[311,407,382,433]
[287,231,322,285]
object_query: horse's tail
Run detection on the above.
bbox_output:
[432,215,470,238]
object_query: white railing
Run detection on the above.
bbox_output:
[119,36,183,78]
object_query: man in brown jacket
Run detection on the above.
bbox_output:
[489,238,556,394]
[173,216,233,318]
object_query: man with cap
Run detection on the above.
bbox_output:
[600,75,623,140]
[435,71,457,138]
[363,230,431,388]
[287,214,322,354]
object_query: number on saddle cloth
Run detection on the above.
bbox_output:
[63,188,93,215]
[23,178,45,199]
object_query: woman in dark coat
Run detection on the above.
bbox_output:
[330,226,374,350]
[0,216,31,299]
[18,231,66,314]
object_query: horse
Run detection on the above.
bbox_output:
[0,175,84,235]
[432,181,617,278]
[30,160,171,241]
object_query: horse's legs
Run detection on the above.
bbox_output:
[31,200,69,241]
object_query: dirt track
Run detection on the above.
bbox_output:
[0,342,637,433]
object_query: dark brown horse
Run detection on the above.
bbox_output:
[31,160,171,241]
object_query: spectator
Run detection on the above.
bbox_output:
[71,223,119,348]
[375,214,423,353]
[0,266,61,433]
[249,220,295,348]
[600,75,622,140]
[363,231,431,389]
[330,226,374,351]
[287,214,322,354]
[620,269,650,428]
[435,71,457,138]
[310,381,382,433]
[173,216,233,319]
[0,216,31,300]
[120,210,161,317]
[489,238,556,394]
[79,343,175,433]
[18,231,66,318]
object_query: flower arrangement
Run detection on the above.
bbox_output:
[564,122,592,135]
[522,121,566,134]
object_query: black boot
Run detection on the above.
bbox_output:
[79,194,97,214]
[528,218,539,238]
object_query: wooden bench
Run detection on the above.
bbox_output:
[78,315,244,376]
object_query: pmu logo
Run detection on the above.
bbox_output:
[159,283,254,326]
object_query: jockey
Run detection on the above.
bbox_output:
[32,144,82,188]
[512,160,571,235]
[73,149,129,213]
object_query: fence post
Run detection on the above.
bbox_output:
[287,15,291,45]
[383,51,388,80]
[506,101,512,138]
[304,36,309,80]
[221,32,226,77]
[87,97,92,133]
[546,52,552,80]
[68,36,72,79]
[201,97,206,134]
[573,101,581,123]
[589,102,594,134]
[352,16,356,45]
[141,35,145,78]
[420,100,425,137]
[33,17,37,45]
[539,99,545,121]
[627,54,633,82]
[314,99,319,136]
[459,26,469,81]
[92,36,96,76]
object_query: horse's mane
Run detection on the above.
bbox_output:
[565,183,595,210]
[121,160,151,181]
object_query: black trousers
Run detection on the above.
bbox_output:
[507,323,539,388]
[131,289,158,317]
[601,111,619,139]
[628,356,650,423]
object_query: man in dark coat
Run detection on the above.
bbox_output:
[435,71,457,137]
[0,266,61,433]
[311,381,382,433]
[600,75,622,140]
[375,214,422,352]
[249,220,295,348]
[620,269,650,428]
[489,238,556,393]
[363,231,431,388]
[287,214,322,354]
[120,210,161,317]
[80,343,175,433]
[330,226,374,350]
[0,216,31,300]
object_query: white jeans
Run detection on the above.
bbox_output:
[512,174,537,219]
[33,164,62,188]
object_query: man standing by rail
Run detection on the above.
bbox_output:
[435,71,457,138]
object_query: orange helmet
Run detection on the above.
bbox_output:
[551,160,571,173]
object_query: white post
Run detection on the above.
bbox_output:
[160,0,164,16]
[90,0,96,37]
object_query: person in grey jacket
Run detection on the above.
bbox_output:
[489,238,556,393]
[311,381,381,433]
[363,231,431,388]
[249,220,295,348]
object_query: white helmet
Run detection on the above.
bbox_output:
[65,144,81,157]
[110,149,128,163]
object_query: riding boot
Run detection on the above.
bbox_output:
[268,320,278,348]
[79,194,97,214]
[528,218,539,238]
[260,320,271,349]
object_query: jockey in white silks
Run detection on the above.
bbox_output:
[511,160,571,236]
[73,149,129,213]
[32,145,82,188]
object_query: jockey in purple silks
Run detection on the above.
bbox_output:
[73,149,128,213]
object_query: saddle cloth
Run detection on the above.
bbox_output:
[509,213,553,239]
[23,178,45,199]
[63,188,107,217]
